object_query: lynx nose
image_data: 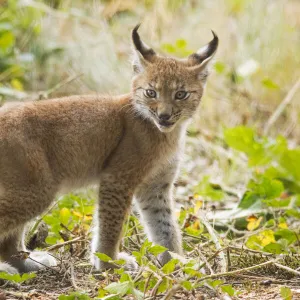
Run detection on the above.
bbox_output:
[158,113,171,121]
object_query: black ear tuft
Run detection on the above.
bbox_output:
[132,24,156,61]
[132,24,142,52]
[188,30,219,65]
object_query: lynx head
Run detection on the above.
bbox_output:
[131,24,218,133]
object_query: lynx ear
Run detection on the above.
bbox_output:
[132,24,156,74]
[187,31,219,80]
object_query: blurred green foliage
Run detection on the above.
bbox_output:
[0,0,64,100]
[0,0,42,98]
[224,126,300,254]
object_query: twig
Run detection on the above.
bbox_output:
[151,278,165,298]
[198,212,227,272]
[143,273,153,299]
[264,77,300,134]
[162,257,281,300]
[27,199,59,243]
[228,246,273,256]
[69,264,79,289]
[37,73,83,100]
[130,219,141,245]
[197,247,228,272]
[183,232,204,241]
[45,236,85,251]
[133,266,145,283]
[226,247,231,272]
[198,257,279,280]
[3,290,28,299]
[274,263,300,276]
[196,248,214,274]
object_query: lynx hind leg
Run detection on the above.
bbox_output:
[135,171,182,266]
[91,176,137,271]
[0,229,57,274]
[0,187,57,273]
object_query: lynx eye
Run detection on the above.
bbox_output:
[175,91,189,100]
[145,89,157,98]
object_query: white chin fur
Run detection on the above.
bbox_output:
[154,122,176,133]
[158,125,176,133]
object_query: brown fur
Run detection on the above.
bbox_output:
[0,26,218,273]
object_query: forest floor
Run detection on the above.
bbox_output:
[1,247,300,299]
[1,136,300,300]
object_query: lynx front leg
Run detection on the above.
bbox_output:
[91,175,136,270]
[135,167,182,266]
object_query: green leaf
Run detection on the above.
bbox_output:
[0,31,15,53]
[132,288,144,300]
[95,253,112,262]
[45,235,59,245]
[99,295,122,300]
[104,281,132,296]
[0,272,36,283]
[194,176,224,201]
[214,61,226,74]
[224,127,255,152]
[263,198,290,208]
[261,78,279,89]
[280,286,293,300]
[120,273,131,283]
[132,251,143,265]
[209,279,224,288]
[224,126,274,166]
[59,207,71,225]
[280,149,300,181]
[157,277,169,293]
[246,230,275,250]
[285,209,300,219]
[140,239,152,256]
[161,259,179,274]
[182,280,193,291]
[263,242,285,254]
[275,229,297,245]
[248,177,284,199]
[175,39,187,48]
[239,177,284,209]
[58,292,91,300]
[161,43,176,53]
[238,191,262,209]
[148,245,167,256]
[221,284,235,296]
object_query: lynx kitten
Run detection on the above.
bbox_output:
[0,25,218,273]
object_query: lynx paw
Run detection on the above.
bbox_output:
[158,251,172,266]
[26,251,57,271]
[118,252,138,272]
[10,251,57,273]
[0,262,18,274]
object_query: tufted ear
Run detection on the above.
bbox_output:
[132,24,156,74]
[187,31,219,81]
